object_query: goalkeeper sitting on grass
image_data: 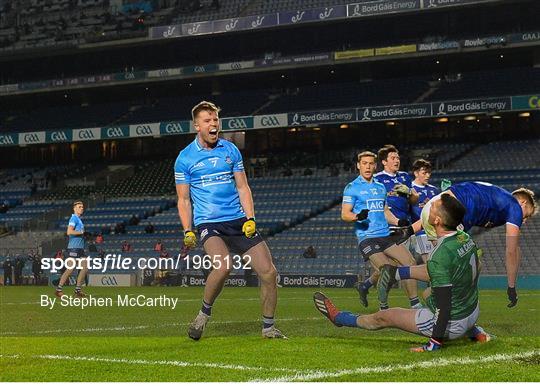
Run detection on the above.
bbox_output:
[314,194,489,352]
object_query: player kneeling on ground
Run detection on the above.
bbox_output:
[314,194,489,351]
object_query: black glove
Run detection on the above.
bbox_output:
[397,219,410,227]
[390,225,414,245]
[507,286,518,308]
[356,209,369,221]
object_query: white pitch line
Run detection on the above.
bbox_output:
[1,353,298,374]
[0,316,322,336]
[251,350,540,382]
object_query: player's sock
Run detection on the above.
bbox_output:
[200,300,213,317]
[409,296,420,307]
[396,266,410,280]
[56,285,63,291]
[262,315,274,329]
[379,303,389,310]
[75,286,82,293]
[335,311,358,327]
[361,278,374,291]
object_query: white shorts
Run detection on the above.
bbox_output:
[415,305,479,340]
[414,234,434,255]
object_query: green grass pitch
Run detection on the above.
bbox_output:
[0,286,539,381]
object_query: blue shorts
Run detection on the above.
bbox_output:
[66,248,85,259]
[197,217,264,255]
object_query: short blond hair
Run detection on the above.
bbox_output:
[357,151,377,162]
[191,101,220,121]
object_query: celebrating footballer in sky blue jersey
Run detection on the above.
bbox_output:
[342,151,419,310]
[175,101,286,340]
[395,181,537,307]
[410,159,440,262]
[55,200,89,298]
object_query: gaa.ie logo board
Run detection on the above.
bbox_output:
[18,131,45,145]
[101,126,129,139]
[46,130,72,143]
[0,134,16,146]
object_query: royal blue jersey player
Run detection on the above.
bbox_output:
[394,182,537,307]
[342,151,419,310]
[410,159,440,262]
[175,101,285,340]
[374,145,419,223]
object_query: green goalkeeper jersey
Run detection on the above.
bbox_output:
[426,230,480,320]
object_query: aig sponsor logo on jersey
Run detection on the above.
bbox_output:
[366,199,385,211]
[0,134,16,145]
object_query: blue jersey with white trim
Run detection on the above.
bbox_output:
[374,170,413,221]
[411,182,440,235]
[343,176,390,243]
[450,182,523,231]
[174,138,245,226]
[67,214,85,249]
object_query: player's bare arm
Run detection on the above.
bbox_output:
[341,203,359,222]
[505,223,521,287]
[234,171,255,219]
[384,204,400,226]
[408,188,420,205]
[176,184,193,232]
[66,225,84,236]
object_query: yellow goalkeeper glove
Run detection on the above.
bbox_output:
[183,230,197,248]
[392,183,410,197]
[242,218,257,238]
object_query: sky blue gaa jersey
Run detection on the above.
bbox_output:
[450,182,523,231]
[411,182,440,235]
[343,176,390,243]
[67,214,85,249]
[374,170,413,221]
[174,138,245,226]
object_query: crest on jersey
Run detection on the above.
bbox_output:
[225,156,232,164]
